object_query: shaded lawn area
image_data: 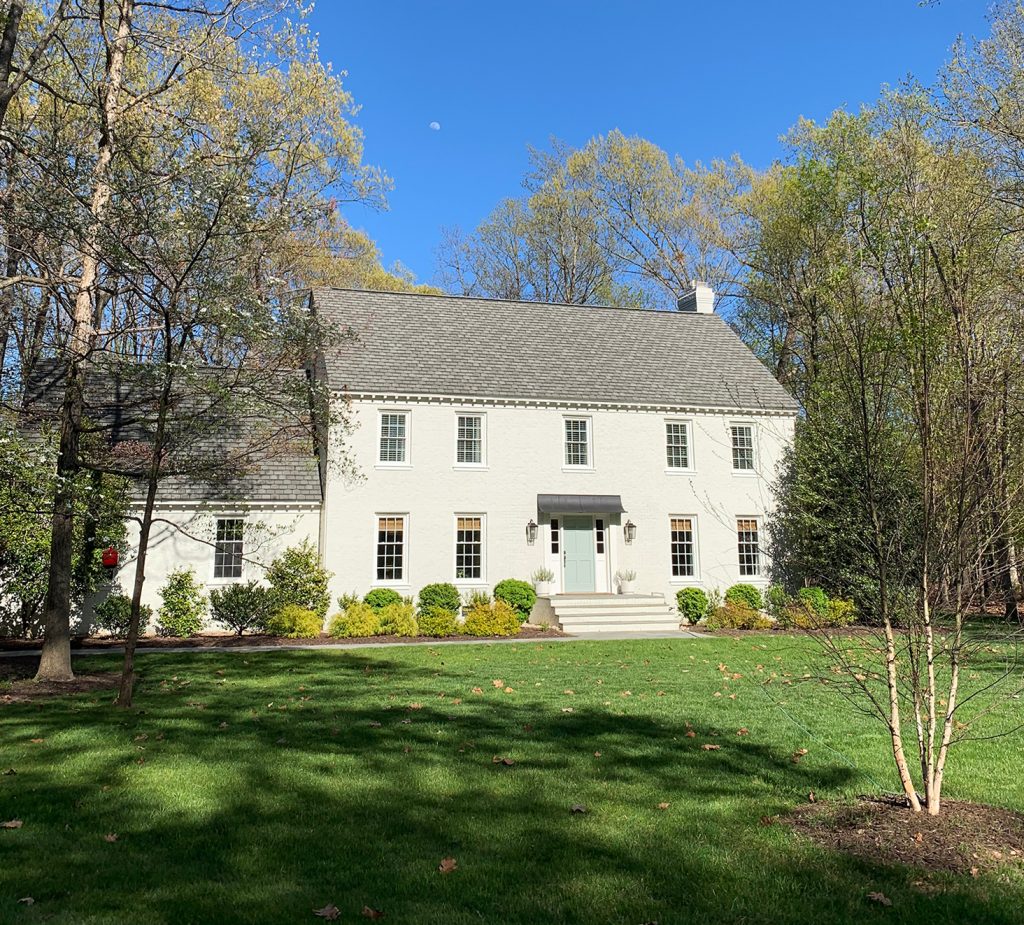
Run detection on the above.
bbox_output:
[1,636,1023,924]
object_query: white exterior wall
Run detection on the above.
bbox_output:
[322,397,795,612]
[90,503,321,633]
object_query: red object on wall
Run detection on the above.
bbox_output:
[101,546,119,568]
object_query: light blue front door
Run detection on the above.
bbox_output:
[562,515,596,592]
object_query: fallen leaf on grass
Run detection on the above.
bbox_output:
[408,703,422,710]
[313,903,341,920]
[561,707,574,713]
[504,687,514,694]
[438,856,458,874]
[491,756,515,766]
[1,819,23,829]
[471,687,483,695]
[759,815,777,826]
[570,804,588,814]
[701,744,721,751]
[103,833,118,842]
[2,768,15,775]
[368,721,382,728]
[685,730,696,738]
[593,751,602,758]
[492,679,504,688]
[736,728,749,736]
[808,791,816,803]
[656,802,670,810]
[791,748,808,763]
[17,897,33,905]
[361,906,385,920]
[867,891,892,907]
[29,738,44,744]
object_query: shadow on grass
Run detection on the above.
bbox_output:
[1,647,1020,924]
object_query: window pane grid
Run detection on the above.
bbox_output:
[565,419,589,467]
[456,415,483,464]
[731,425,754,470]
[666,422,690,469]
[214,518,243,579]
[737,518,760,576]
[551,519,560,553]
[376,516,405,581]
[455,516,483,579]
[595,518,605,554]
[670,517,695,578]
[379,413,407,463]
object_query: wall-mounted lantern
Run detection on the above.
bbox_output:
[623,520,637,545]
[101,545,119,568]
[526,519,538,545]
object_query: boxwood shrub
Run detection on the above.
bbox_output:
[417,583,461,615]
[493,579,536,622]
[266,604,322,638]
[364,588,403,612]
[418,606,458,637]
[463,600,520,637]
[675,588,709,625]
[209,581,273,635]
[706,601,771,631]
[93,593,153,638]
[724,583,763,611]
[379,602,418,637]
[328,602,381,638]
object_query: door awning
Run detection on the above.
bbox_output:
[537,494,625,515]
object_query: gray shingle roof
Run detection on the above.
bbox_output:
[314,289,798,413]
[24,360,322,505]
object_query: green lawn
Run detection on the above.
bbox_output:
[2,636,1023,924]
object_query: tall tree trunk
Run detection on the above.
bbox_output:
[35,0,134,682]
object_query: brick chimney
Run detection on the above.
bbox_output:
[677,281,714,314]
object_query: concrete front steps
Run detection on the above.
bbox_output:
[534,593,681,634]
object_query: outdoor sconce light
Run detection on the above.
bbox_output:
[526,519,538,545]
[623,520,637,545]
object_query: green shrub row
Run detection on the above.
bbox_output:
[677,582,857,631]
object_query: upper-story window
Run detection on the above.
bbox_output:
[666,420,692,470]
[214,518,244,579]
[731,423,755,471]
[737,517,760,576]
[379,412,409,465]
[456,414,484,466]
[564,417,591,467]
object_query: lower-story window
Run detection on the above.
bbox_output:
[670,517,695,578]
[214,518,244,579]
[376,515,407,581]
[737,517,760,577]
[455,515,483,580]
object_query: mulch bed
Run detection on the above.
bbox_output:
[786,796,1024,875]
[0,659,120,703]
[0,625,562,652]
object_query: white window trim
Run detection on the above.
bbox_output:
[736,514,764,580]
[452,512,487,585]
[729,420,758,476]
[562,415,594,471]
[453,411,488,469]
[373,512,410,587]
[664,418,696,474]
[376,409,411,469]
[209,514,247,585]
[668,513,701,584]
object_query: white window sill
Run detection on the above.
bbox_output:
[454,579,487,587]
[375,463,412,470]
[453,464,489,471]
[665,468,697,476]
[731,470,759,478]
[562,466,595,473]
[669,577,702,585]
[371,580,410,588]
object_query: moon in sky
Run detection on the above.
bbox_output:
[429,121,441,131]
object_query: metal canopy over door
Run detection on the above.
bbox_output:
[562,515,596,592]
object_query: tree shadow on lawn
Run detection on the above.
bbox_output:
[2,649,1021,924]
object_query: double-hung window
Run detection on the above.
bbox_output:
[670,517,696,578]
[737,517,760,577]
[456,414,484,466]
[455,515,483,580]
[666,420,692,470]
[379,412,409,465]
[376,515,407,582]
[564,418,591,468]
[731,424,755,471]
[214,518,244,579]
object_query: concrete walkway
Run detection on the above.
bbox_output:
[0,630,707,659]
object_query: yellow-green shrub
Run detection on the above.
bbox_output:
[379,602,418,637]
[266,604,322,638]
[417,605,458,637]
[327,602,381,638]
[705,602,771,631]
[463,600,520,637]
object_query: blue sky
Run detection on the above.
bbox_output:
[312,1,991,286]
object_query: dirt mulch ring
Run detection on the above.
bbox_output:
[787,796,1024,875]
[0,625,563,652]
[0,659,120,703]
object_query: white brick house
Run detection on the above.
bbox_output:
[101,285,797,632]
